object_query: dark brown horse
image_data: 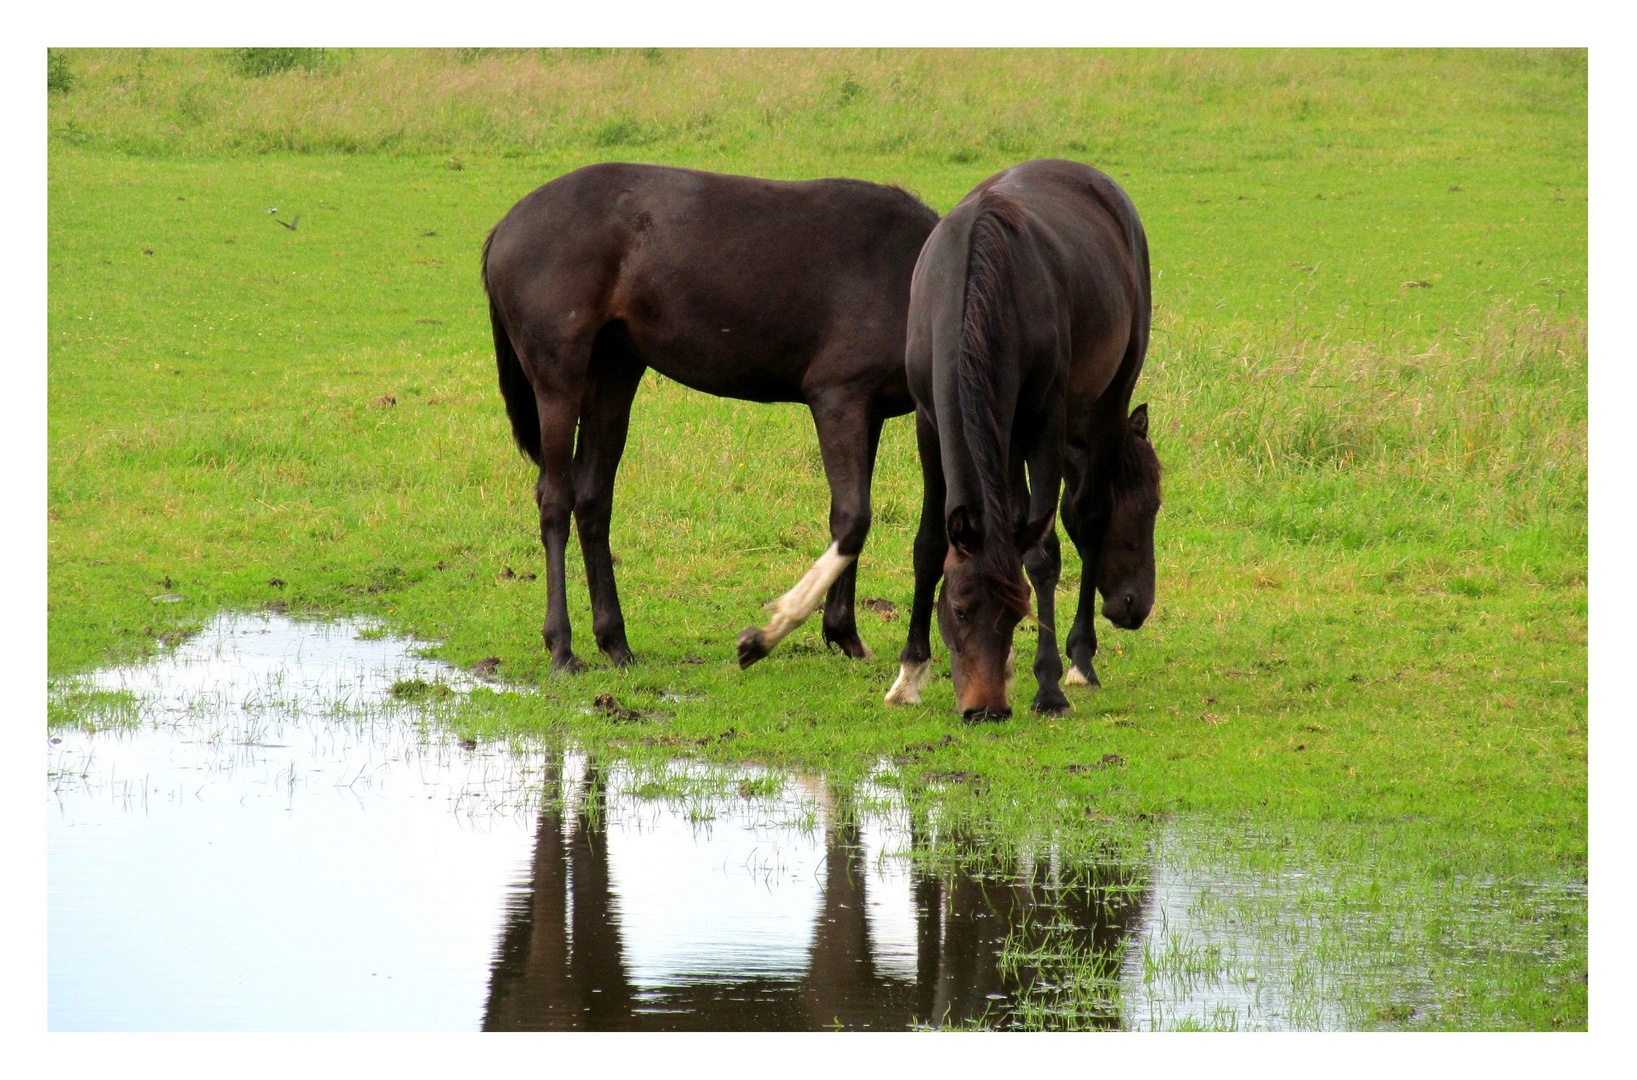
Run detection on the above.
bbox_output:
[886,159,1162,721]
[483,164,939,672]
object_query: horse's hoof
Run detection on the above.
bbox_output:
[607,648,637,670]
[884,660,931,706]
[1063,665,1100,689]
[825,632,874,661]
[737,626,772,669]
[1033,688,1072,717]
[549,653,583,675]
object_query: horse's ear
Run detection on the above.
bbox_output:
[1014,510,1055,554]
[947,505,981,557]
[1130,402,1150,440]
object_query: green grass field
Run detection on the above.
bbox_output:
[46,48,1586,1029]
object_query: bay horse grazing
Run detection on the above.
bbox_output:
[885,159,1162,721]
[482,164,939,673]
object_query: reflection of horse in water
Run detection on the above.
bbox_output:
[482,759,1144,1031]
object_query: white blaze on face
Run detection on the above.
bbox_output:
[884,660,931,705]
[757,541,856,647]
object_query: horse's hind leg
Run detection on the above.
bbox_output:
[519,318,599,675]
[572,344,645,669]
[535,386,585,674]
[737,394,874,668]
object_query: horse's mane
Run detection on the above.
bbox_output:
[1110,425,1163,513]
[954,191,1033,621]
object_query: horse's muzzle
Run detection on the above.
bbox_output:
[1103,592,1149,630]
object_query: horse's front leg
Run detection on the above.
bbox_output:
[1059,464,1104,690]
[886,408,945,705]
[737,395,875,668]
[818,412,886,660]
[1024,530,1070,714]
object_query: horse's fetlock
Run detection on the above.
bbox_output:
[821,606,857,635]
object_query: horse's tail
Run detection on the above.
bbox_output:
[482,224,542,466]
[956,191,1033,619]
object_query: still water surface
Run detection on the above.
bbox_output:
[53,613,1564,1031]
[48,614,1138,1031]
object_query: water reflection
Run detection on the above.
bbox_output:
[48,614,543,1031]
[52,615,1566,1031]
[48,615,1142,1031]
[483,756,1142,1031]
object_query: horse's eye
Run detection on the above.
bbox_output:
[953,605,968,621]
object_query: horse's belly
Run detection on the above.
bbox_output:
[612,272,824,404]
[644,351,806,404]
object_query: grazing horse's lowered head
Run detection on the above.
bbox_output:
[937,506,1056,722]
[1094,403,1163,631]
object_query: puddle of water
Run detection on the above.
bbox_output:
[47,613,1138,1031]
[1121,828,1354,1030]
[48,614,545,1031]
[49,614,1581,1031]
[482,757,1140,1030]
[1121,822,1587,1031]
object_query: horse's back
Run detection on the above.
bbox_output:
[486,163,937,404]
[489,163,935,307]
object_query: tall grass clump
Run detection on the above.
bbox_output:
[1160,303,1584,485]
[47,684,142,730]
[230,47,328,78]
[47,49,76,95]
[1146,302,1586,566]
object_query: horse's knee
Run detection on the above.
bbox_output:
[913,518,945,556]
[539,506,571,537]
[1024,529,1060,565]
[1024,550,1059,586]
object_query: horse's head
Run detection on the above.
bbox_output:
[938,505,1054,722]
[1095,403,1163,630]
